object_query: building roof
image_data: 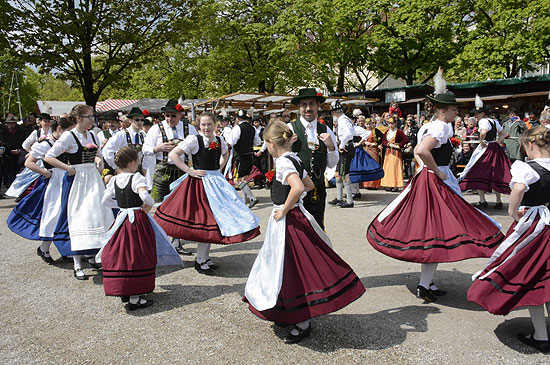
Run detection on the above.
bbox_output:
[35,100,85,116]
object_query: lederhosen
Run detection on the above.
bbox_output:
[101,129,116,178]
[336,117,356,176]
[233,122,255,178]
[291,120,328,230]
[151,121,189,202]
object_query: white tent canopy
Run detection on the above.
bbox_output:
[36,100,85,117]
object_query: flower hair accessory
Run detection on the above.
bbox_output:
[143,109,150,116]
[175,104,183,112]
[208,141,219,150]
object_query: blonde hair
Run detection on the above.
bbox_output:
[263,119,293,147]
[520,126,550,148]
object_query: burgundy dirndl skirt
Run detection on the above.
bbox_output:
[154,176,260,244]
[367,168,504,263]
[468,219,550,315]
[102,210,156,296]
[247,207,366,324]
[459,142,512,194]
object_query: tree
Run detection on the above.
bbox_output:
[8,0,194,107]
[450,0,550,81]
[0,51,39,117]
[365,0,470,85]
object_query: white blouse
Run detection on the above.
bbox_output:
[478,118,503,133]
[417,119,453,148]
[45,129,102,158]
[510,158,550,192]
[178,132,229,156]
[275,152,307,185]
[29,138,55,161]
[102,172,153,207]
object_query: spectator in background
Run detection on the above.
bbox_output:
[502,109,528,162]
[388,101,402,118]
[465,117,479,141]
[454,116,467,139]
[455,142,473,173]
[0,116,27,188]
[402,115,418,178]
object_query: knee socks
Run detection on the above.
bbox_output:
[528,305,549,341]
[39,241,52,257]
[419,263,438,289]
[344,181,353,204]
[336,178,344,200]
[239,181,256,201]
[73,255,82,270]
[196,243,211,264]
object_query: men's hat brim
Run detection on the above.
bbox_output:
[291,94,326,105]
[425,94,462,106]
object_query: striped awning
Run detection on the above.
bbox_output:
[95,99,138,112]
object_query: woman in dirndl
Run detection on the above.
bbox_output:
[380,118,408,192]
[468,126,550,353]
[7,117,74,263]
[44,104,115,280]
[363,118,385,189]
[154,112,260,275]
[97,147,182,311]
[245,120,365,344]
[348,121,384,187]
[367,70,504,302]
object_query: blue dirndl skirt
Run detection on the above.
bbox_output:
[7,175,49,240]
[349,146,385,183]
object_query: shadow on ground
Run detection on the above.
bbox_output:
[493,317,550,355]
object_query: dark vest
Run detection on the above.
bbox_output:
[192,135,221,170]
[42,139,55,169]
[431,140,453,166]
[67,131,98,165]
[291,119,327,183]
[233,122,255,156]
[114,175,144,209]
[486,119,498,141]
[520,161,550,206]
[271,155,305,205]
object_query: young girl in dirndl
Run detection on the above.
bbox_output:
[7,118,74,263]
[367,73,504,302]
[154,112,260,274]
[97,147,182,311]
[44,104,115,280]
[468,126,550,353]
[245,120,366,344]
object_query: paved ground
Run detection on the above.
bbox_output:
[1,187,548,364]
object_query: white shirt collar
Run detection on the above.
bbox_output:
[300,116,318,128]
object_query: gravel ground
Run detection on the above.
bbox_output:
[0,187,548,364]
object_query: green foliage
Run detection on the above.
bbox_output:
[0,51,39,116]
[450,0,550,81]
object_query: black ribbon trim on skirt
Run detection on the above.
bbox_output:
[270,274,361,313]
[279,270,354,304]
[478,269,550,296]
[155,208,222,232]
[367,223,502,250]
[459,177,510,188]
[102,266,156,273]
[103,272,155,279]
[10,210,41,226]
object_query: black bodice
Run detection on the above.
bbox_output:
[233,122,255,156]
[485,119,497,141]
[114,175,144,208]
[43,139,68,169]
[67,131,98,165]
[192,135,221,170]
[520,161,550,207]
[431,140,453,166]
[271,155,305,206]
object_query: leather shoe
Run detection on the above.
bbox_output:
[176,246,194,256]
[248,198,259,208]
[86,257,101,269]
[474,201,488,208]
[416,285,436,302]
[194,261,214,275]
[36,247,55,264]
[120,296,130,303]
[518,333,550,353]
[283,324,311,344]
[128,299,154,311]
[328,198,343,205]
[494,202,503,210]
[205,259,219,269]
[429,283,447,296]
[340,202,354,208]
[353,192,361,199]
[73,268,88,281]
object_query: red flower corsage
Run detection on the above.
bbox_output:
[450,137,461,147]
[143,109,150,116]
[265,170,275,183]
[208,141,219,150]
[175,104,183,112]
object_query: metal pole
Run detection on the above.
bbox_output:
[15,72,23,121]
[191,103,195,122]
[6,71,15,118]
[416,102,420,125]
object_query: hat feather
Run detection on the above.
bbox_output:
[475,94,484,109]
[433,67,447,95]
[220,107,228,118]
[178,96,185,106]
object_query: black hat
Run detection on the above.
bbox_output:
[101,110,119,121]
[425,93,462,106]
[144,117,153,126]
[127,107,144,118]
[38,113,51,120]
[162,99,184,113]
[330,100,343,111]
[290,88,326,105]
[236,109,251,120]
[470,95,490,114]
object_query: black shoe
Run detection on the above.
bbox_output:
[176,246,194,256]
[429,283,447,296]
[328,198,343,205]
[416,285,436,302]
[353,193,361,200]
[248,198,259,208]
[518,333,550,353]
[86,257,101,269]
[73,268,88,281]
[384,188,391,192]
[36,247,55,264]
[194,261,214,275]
[474,201,488,208]
[283,324,312,344]
[120,296,130,303]
[391,188,399,192]
[205,259,219,269]
[128,299,154,311]
[366,187,377,190]
[340,202,354,208]
[494,202,503,210]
